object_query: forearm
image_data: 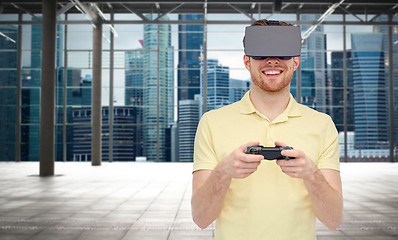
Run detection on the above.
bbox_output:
[191,167,231,229]
[304,169,343,230]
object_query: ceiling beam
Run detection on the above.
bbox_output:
[227,3,256,22]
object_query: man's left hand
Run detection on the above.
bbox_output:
[275,141,318,180]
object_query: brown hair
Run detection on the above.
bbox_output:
[250,19,292,26]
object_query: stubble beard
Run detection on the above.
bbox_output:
[250,70,293,93]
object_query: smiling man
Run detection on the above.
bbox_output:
[191,19,343,240]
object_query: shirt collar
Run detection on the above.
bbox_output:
[239,90,302,122]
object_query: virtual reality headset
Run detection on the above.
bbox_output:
[244,24,302,59]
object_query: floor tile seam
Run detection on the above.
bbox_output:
[101,181,154,220]
[133,177,176,225]
[166,180,192,240]
[65,181,152,219]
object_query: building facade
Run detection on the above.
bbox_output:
[351,33,388,149]
[201,59,230,113]
[142,15,174,162]
[71,106,138,162]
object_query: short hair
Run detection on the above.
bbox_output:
[250,19,292,27]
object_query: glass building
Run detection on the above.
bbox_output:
[351,33,388,149]
[201,59,230,112]
[0,25,17,161]
[142,14,174,162]
[0,1,397,170]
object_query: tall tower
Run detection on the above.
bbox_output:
[373,18,398,148]
[125,49,144,156]
[142,15,174,162]
[0,25,18,161]
[300,15,327,112]
[351,33,388,149]
[330,51,354,132]
[178,14,203,101]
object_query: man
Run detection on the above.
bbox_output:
[191,19,343,240]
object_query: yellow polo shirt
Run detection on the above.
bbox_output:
[193,91,339,240]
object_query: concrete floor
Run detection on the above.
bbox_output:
[0,162,397,240]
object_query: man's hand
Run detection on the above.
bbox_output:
[191,141,264,229]
[217,141,264,179]
[275,141,318,180]
[274,141,343,230]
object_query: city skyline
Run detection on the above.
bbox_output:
[0,13,396,162]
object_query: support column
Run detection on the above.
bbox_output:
[63,13,68,162]
[91,16,102,166]
[40,0,57,176]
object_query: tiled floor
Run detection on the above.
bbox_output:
[0,162,397,240]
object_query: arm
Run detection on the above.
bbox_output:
[191,142,264,229]
[304,168,343,230]
[276,145,343,230]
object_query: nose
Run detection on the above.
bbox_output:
[266,57,280,64]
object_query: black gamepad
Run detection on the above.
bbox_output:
[244,145,294,160]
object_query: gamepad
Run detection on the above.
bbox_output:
[244,145,294,160]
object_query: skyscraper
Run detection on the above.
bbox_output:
[178,97,200,162]
[351,33,388,149]
[373,18,398,147]
[178,14,204,101]
[330,51,354,132]
[200,59,230,113]
[125,50,144,156]
[0,25,17,161]
[299,15,328,112]
[142,15,174,162]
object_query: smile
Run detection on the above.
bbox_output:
[263,70,282,75]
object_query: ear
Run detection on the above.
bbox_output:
[293,56,300,71]
[243,55,251,71]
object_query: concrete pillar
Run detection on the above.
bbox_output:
[91,16,102,166]
[40,0,57,176]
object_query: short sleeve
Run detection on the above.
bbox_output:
[193,113,219,173]
[317,116,340,171]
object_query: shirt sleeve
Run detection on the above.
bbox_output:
[317,116,340,171]
[193,113,219,173]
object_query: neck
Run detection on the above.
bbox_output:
[249,86,291,122]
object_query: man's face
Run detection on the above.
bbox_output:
[243,55,300,93]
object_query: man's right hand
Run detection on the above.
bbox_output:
[216,141,264,179]
[192,141,264,229]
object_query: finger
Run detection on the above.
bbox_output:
[281,149,304,160]
[239,141,260,151]
[242,153,264,163]
[239,161,261,170]
[274,141,287,147]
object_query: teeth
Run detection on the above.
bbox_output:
[265,70,281,75]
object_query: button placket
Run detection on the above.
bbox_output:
[268,123,275,146]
